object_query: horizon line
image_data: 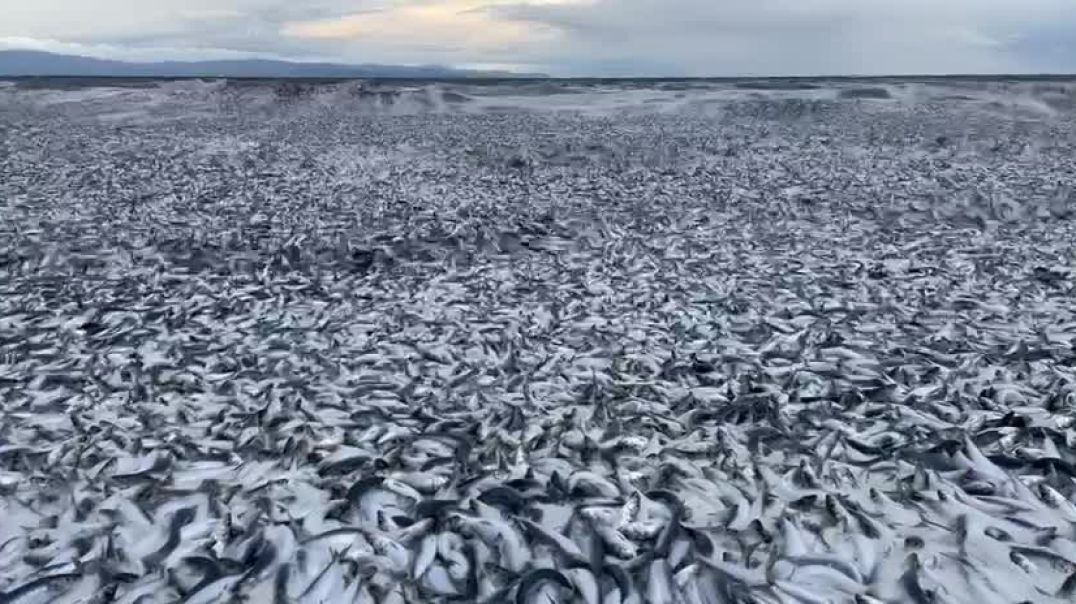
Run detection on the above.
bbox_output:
[3,73,1076,81]
[2,49,1076,81]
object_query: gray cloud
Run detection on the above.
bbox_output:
[1,1,377,62]
[171,4,379,61]
[488,0,1076,75]
[3,0,1076,75]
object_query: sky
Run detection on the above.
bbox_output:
[2,0,1075,76]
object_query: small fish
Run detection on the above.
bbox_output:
[515,568,573,604]
[565,566,601,604]
[1010,550,1036,574]
[900,554,935,604]
[646,558,676,604]
[413,534,438,579]
[594,525,637,559]
[518,519,588,566]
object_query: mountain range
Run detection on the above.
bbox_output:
[0,50,543,79]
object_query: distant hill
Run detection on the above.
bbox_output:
[0,50,544,79]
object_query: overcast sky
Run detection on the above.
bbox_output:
[3,0,1075,76]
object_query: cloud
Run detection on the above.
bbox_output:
[488,0,1076,75]
[284,3,536,52]
[0,1,363,62]
[280,1,567,65]
[484,0,1076,75]
[2,0,1076,74]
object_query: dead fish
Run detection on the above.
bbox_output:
[516,568,573,604]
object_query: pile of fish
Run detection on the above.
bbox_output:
[1,79,1076,603]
